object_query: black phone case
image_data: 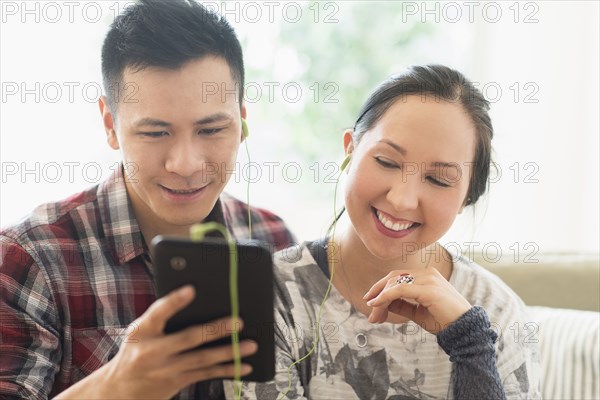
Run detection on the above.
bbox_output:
[152,236,275,382]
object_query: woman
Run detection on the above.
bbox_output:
[227,65,541,399]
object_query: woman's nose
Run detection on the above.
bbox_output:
[386,167,420,211]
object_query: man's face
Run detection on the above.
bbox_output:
[101,57,245,236]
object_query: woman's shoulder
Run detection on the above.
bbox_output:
[272,240,330,289]
[273,241,317,271]
[447,248,529,319]
[271,241,336,323]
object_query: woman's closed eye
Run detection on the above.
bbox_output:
[374,156,399,169]
[427,176,451,187]
[375,156,452,187]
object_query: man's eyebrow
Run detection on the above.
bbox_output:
[133,113,234,128]
[378,139,407,156]
[133,118,171,128]
[193,113,234,125]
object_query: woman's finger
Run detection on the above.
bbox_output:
[387,299,419,321]
[362,272,398,300]
[367,302,390,323]
[367,282,409,307]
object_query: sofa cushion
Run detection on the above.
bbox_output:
[476,254,599,311]
[527,306,600,399]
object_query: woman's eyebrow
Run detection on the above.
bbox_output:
[431,161,460,170]
[378,139,407,156]
[378,139,459,171]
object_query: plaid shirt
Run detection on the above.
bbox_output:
[0,166,296,399]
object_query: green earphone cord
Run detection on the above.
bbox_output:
[244,135,252,240]
[278,163,344,399]
[189,222,242,399]
[185,121,250,399]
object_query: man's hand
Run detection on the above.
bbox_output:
[56,285,257,399]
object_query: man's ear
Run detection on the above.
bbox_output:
[343,129,355,156]
[99,96,119,150]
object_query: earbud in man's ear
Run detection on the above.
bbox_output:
[242,118,249,138]
[340,155,351,171]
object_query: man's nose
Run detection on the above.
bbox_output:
[164,137,206,178]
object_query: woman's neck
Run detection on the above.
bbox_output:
[329,227,452,308]
[335,231,424,281]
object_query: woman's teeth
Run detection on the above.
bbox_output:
[376,210,414,232]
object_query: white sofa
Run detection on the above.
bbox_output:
[479,254,599,399]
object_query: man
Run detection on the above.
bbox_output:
[0,1,295,398]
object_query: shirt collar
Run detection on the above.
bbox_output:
[97,164,228,265]
[97,164,145,265]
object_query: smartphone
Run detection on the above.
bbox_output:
[152,235,275,382]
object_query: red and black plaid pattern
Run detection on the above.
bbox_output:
[0,166,296,399]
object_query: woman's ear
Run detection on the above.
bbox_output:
[343,129,355,156]
[99,96,120,150]
[458,195,472,214]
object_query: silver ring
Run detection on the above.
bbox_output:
[395,273,414,285]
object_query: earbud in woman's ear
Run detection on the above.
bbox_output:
[340,155,351,171]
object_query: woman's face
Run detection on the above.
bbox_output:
[344,95,476,261]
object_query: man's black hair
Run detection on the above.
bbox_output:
[101,0,245,112]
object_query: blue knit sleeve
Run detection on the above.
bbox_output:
[437,306,506,400]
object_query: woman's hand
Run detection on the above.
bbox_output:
[363,268,472,334]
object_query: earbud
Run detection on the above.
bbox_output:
[242,118,249,138]
[340,155,351,171]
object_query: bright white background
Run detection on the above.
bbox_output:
[1,1,599,258]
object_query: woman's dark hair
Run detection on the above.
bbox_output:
[352,64,493,206]
[101,0,244,113]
